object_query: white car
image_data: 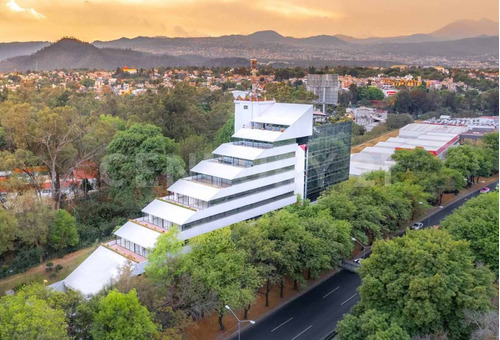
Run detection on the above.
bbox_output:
[410,222,424,230]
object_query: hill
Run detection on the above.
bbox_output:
[430,19,499,39]
[373,36,499,57]
[0,38,206,71]
[0,41,50,61]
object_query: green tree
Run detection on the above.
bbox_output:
[103,123,185,197]
[265,83,317,103]
[441,192,499,275]
[445,145,480,185]
[1,103,115,208]
[231,221,282,307]
[145,227,184,283]
[0,286,69,340]
[49,209,79,252]
[337,309,410,340]
[0,207,17,256]
[391,148,443,175]
[7,193,55,262]
[300,209,353,278]
[358,86,385,101]
[91,289,158,340]
[186,228,263,330]
[385,114,413,130]
[213,115,234,147]
[354,229,494,338]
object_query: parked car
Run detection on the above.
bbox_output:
[410,222,424,230]
[480,187,490,194]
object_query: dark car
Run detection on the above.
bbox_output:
[410,222,424,230]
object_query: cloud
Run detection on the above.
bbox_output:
[258,2,343,19]
[6,0,45,19]
[0,0,497,42]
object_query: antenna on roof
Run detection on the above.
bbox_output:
[250,58,257,98]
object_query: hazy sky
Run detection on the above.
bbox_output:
[1,0,498,42]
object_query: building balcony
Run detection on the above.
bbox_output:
[104,240,147,263]
[162,195,207,210]
[131,217,169,233]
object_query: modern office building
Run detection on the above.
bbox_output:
[56,98,351,295]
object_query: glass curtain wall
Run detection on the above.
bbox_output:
[305,121,352,200]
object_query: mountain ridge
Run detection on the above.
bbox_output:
[0,18,497,71]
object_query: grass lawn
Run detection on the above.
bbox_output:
[0,245,96,295]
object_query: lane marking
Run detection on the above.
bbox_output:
[322,286,340,299]
[290,325,313,340]
[340,293,358,306]
[271,317,294,333]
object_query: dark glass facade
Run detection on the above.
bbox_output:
[305,121,352,200]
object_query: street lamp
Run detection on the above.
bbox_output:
[351,237,365,259]
[225,305,255,340]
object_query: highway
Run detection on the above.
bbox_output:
[237,180,498,340]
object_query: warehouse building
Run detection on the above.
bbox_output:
[350,123,470,176]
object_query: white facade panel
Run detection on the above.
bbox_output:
[184,183,296,224]
[276,106,313,142]
[167,179,220,201]
[234,100,275,131]
[251,103,311,126]
[294,145,305,198]
[142,199,196,225]
[114,221,161,249]
[190,160,243,179]
[256,143,298,160]
[212,143,264,160]
[234,157,296,179]
[211,171,295,200]
[232,128,282,143]
[179,195,297,240]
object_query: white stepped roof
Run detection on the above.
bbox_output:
[63,246,130,296]
[190,160,243,180]
[251,103,311,126]
[142,199,196,225]
[212,143,264,160]
[232,128,282,143]
[361,146,396,155]
[114,221,161,249]
[168,178,220,201]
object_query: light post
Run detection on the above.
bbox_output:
[351,237,365,259]
[225,305,255,340]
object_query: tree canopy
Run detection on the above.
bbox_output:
[0,285,69,340]
[339,229,494,339]
[91,289,158,340]
[441,191,499,275]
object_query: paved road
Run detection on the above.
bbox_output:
[238,181,498,340]
[240,270,361,340]
[420,181,497,228]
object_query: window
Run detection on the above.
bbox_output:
[182,191,295,231]
[210,179,294,206]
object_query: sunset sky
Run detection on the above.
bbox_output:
[1,0,499,42]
